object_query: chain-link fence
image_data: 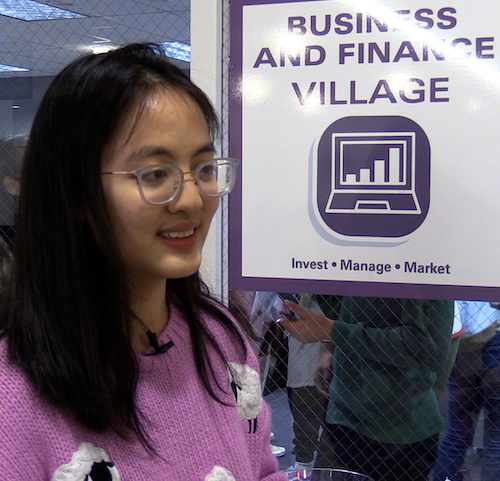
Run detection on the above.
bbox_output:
[1,3,499,481]
[228,290,500,481]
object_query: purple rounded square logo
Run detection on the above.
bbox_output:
[315,116,430,238]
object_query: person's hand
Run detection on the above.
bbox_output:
[314,342,334,397]
[278,301,334,343]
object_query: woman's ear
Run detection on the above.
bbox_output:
[2,176,20,196]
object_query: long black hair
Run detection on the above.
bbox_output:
[0,44,246,448]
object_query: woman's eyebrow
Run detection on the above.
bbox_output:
[124,146,173,164]
[125,143,216,164]
[194,142,216,156]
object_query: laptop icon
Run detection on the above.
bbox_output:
[313,115,430,238]
[326,132,421,215]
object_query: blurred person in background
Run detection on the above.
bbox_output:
[280,296,453,481]
[0,134,26,250]
[433,300,500,481]
[251,292,338,468]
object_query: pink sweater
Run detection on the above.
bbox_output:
[0,303,287,481]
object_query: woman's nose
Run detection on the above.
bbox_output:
[167,176,203,213]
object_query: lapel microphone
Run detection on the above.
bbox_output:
[145,330,175,355]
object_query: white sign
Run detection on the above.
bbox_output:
[229,0,500,300]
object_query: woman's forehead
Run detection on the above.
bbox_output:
[118,88,205,140]
[102,88,211,167]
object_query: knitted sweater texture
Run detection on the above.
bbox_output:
[0,303,286,481]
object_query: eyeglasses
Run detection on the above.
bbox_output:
[101,158,239,206]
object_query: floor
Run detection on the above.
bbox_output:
[266,387,295,471]
[265,387,484,480]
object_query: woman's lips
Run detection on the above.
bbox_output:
[157,228,197,249]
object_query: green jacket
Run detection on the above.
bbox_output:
[327,297,453,444]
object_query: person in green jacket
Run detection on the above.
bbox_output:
[279,296,453,481]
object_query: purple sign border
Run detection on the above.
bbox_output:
[228,0,500,302]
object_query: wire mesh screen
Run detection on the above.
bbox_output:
[227,288,500,481]
[0,0,190,258]
[0,2,497,480]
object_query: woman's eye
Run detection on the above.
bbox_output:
[198,164,216,179]
[142,168,169,183]
[201,165,214,175]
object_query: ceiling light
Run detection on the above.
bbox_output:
[0,0,85,21]
[0,63,29,72]
[163,41,190,63]
[90,44,113,54]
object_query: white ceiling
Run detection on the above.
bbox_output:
[0,0,191,77]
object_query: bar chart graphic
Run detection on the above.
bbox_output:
[342,143,405,185]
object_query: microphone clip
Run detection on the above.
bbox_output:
[145,330,174,355]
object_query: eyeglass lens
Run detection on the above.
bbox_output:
[138,159,236,205]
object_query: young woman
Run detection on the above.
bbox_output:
[0,43,286,481]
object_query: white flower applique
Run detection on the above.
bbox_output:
[227,361,263,433]
[52,442,121,481]
[205,465,236,481]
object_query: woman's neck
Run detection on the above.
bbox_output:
[130,279,170,353]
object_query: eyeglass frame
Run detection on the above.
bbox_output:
[101,157,239,206]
